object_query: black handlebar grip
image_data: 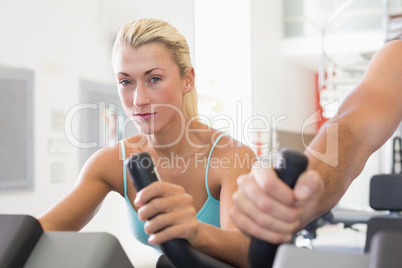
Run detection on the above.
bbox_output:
[126,152,160,189]
[126,152,234,268]
[248,149,308,268]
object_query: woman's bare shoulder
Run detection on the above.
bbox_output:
[79,135,145,195]
[213,132,255,157]
[206,131,256,175]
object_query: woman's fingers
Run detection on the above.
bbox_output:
[137,192,194,221]
[133,182,199,245]
[146,209,199,245]
[134,181,185,207]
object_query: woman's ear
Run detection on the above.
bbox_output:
[183,67,195,94]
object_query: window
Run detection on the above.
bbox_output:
[72,80,137,169]
[194,0,252,145]
[0,67,34,191]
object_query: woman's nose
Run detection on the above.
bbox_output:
[133,84,150,107]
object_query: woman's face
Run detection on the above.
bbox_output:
[112,42,193,135]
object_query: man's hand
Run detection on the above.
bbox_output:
[230,164,324,244]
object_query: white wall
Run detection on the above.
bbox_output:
[250,0,317,136]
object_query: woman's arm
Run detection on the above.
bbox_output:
[38,148,116,231]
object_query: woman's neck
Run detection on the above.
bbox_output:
[146,120,211,158]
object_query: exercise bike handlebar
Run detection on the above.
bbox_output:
[248,149,308,268]
[126,152,234,268]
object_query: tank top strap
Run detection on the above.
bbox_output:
[120,140,128,197]
[205,133,227,197]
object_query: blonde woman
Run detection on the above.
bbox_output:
[39,18,254,267]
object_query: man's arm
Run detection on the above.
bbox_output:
[303,39,402,223]
[231,40,402,243]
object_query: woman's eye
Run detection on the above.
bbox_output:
[119,79,132,86]
[149,76,161,83]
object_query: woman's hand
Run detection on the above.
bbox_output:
[134,181,200,246]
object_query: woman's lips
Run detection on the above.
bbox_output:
[134,112,156,121]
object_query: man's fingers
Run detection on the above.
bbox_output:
[251,167,296,206]
[230,205,293,244]
[233,174,301,230]
[294,170,324,201]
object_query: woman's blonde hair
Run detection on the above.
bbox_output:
[112,18,198,119]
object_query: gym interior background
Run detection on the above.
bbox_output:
[0,0,401,267]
